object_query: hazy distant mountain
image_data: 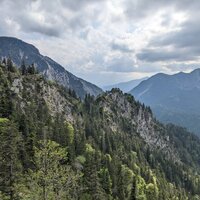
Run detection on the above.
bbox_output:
[103,77,148,92]
[0,36,102,98]
[130,69,200,135]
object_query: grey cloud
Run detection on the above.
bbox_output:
[151,21,200,49]
[19,16,61,37]
[165,63,200,72]
[139,23,200,63]
[0,0,105,37]
[106,55,164,73]
[137,3,200,63]
[61,0,107,11]
[69,14,91,31]
[111,41,134,53]
[0,0,62,37]
[137,48,199,62]
[125,0,162,20]
[26,24,60,37]
[124,0,198,21]
[106,56,135,72]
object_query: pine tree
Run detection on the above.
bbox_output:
[2,57,6,65]
[19,140,79,200]
[99,167,112,198]
[20,60,27,75]
[117,165,134,200]
[0,118,22,199]
[27,63,36,74]
[6,57,15,72]
[83,147,106,200]
[130,177,137,200]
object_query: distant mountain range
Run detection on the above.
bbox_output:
[130,69,200,135]
[0,36,102,98]
[103,77,148,92]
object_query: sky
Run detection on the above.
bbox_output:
[0,0,200,86]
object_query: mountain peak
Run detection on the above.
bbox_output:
[0,36,102,98]
[0,36,40,55]
[191,68,200,76]
[130,68,200,135]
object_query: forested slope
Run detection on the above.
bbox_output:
[0,59,200,199]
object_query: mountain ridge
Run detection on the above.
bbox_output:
[0,36,103,99]
[130,68,200,135]
[103,77,148,93]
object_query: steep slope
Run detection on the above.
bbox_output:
[103,77,148,92]
[1,63,200,199]
[130,70,200,135]
[0,36,102,98]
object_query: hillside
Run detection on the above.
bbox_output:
[1,60,200,199]
[130,70,200,135]
[0,36,102,99]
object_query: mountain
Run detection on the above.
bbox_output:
[0,36,102,99]
[130,69,200,135]
[1,62,200,199]
[103,77,148,92]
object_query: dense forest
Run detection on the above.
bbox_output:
[1,58,200,200]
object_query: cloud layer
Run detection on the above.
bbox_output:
[0,0,199,85]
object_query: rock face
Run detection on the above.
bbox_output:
[97,89,179,161]
[10,75,76,122]
[0,36,102,99]
[130,70,200,135]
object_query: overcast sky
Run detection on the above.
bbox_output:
[0,0,200,86]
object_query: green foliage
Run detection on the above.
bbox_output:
[0,118,9,123]
[18,140,80,200]
[99,167,112,196]
[85,143,95,154]
[117,164,134,199]
[65,122,74,144]
[0,59,200,200]
[0,118,22,199]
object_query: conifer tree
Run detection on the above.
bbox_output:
[2,57,6,65]
[19,140,79,200]
[99,167,112,198]
[83,145,106,199]
[20,60,27,75]
[6,57,15,72]
[130,177,137,200]
[0,118,22,199]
